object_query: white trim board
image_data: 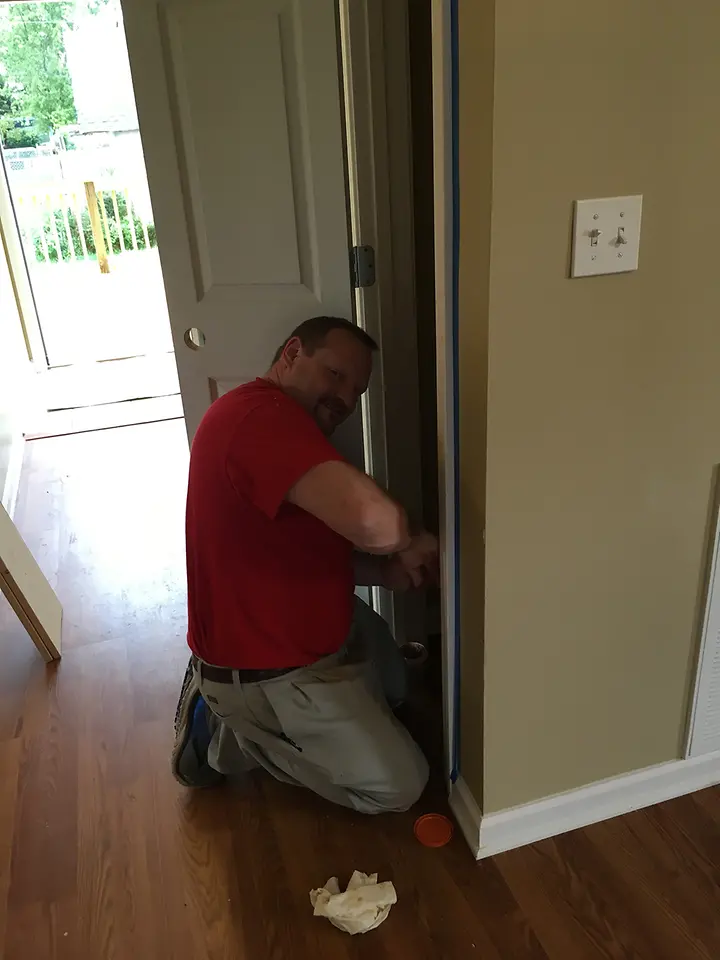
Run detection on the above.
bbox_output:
[686,496,720,758]
[449,774,482,855]
[449,751,720,860]
[431,0,458,782]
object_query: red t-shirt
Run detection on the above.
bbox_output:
[185,379,354,669]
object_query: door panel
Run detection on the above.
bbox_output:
[122,0,356,446]
[164,4,304,289]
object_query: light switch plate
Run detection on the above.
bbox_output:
[571,195,642,278]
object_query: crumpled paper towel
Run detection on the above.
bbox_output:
[309,870,397,935]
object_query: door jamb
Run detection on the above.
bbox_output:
[339,0,425,646]
[0,148,48,368]
[341,0,458,784]
[0,226,28,517]
[431,0,459,784]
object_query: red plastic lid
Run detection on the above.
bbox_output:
[414,813,454,847]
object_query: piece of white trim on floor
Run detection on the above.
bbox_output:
[450,751,720,860]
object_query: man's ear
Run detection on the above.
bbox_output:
[284,336,302,365]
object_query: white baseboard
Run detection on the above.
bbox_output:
[1,429,24,518]
[449,750,720,860]
[449,774,483,854]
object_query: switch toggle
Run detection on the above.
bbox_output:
[571,195,642,277]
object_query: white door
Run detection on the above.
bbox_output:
[120,0,359,458]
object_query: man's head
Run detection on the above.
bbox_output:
[267,316,377,435]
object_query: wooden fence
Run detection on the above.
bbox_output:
[13,181,157,273]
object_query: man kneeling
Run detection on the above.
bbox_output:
[171,317,437,814]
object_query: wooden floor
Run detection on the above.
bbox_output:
[2,421,720,959]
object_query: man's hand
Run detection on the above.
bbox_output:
[353,531,439,591]
[392,532,439,590]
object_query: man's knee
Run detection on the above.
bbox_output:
[352,747,430,814]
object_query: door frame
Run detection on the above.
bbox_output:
[0,227,26,516]
[0,147,47,369]
[430,0,459,784]
[342,0,458,784]
[338,0,425,648]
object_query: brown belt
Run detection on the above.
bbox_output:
[191,654,297,685]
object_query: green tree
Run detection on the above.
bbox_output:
[0,73,12,117]
[0,3,76,138]
[0,74,16,143]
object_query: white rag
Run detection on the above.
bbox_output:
[309,870,397,935]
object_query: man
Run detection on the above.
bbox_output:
[171,316,437,814]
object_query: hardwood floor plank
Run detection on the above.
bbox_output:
[263,779,360,960]
[672,790,720,883]
[645,800,720,930]
[76,658,134,959]
[148,742,257,960]
[115,735,171,960]
[7,680,78,910]
[497,838,624,960]
[4,902,55,960]
[0,740,21,952]
[229,782,304,960]
[450,854,550,959]
[584,811,719,957]
[0,622,37,744]
[560,826,709,960]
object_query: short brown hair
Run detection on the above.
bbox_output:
[271,316,378,364]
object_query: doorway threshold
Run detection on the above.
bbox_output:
[26,394,183,440]
[40,353,180,409]
[26,353,183,438]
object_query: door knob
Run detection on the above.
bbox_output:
[184,327,206,350]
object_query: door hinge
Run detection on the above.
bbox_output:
[350,245,375,288]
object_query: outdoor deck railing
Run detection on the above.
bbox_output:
[13,181,157,273]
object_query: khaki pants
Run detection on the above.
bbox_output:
[195,599,429,814]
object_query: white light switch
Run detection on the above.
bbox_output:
[571,195,642,278]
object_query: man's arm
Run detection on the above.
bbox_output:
[286,460,411,554]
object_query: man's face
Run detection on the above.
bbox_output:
[281,329,373,435]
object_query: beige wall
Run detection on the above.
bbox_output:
[459,0,720,812]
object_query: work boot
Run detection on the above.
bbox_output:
[171,657,225,787]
